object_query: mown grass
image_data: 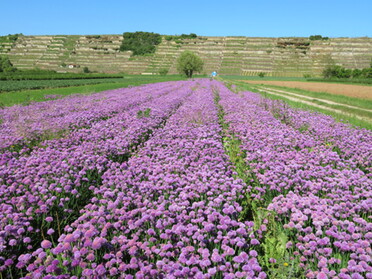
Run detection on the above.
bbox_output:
[260,89,372,120]
[0,78,127,92]
[222,75,307,81]
[228,80,372,130]
[251,84,372,110]
[0,75,186,107]
[308,78,372,86]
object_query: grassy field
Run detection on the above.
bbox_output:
[223,75,372,86]
[250,84,372,110]
[0,75,186,106]
[0,78,128,92]
[0,71,124,80]
[308,77,372,85]
[222,75,307,81]
[226,79,372,130]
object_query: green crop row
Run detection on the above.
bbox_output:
[0,78,126,92]
[0,70,124,81]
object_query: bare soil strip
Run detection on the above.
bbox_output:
[255,87,372,123]
[241,81,372,100]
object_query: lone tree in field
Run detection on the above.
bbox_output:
[176,51,203,78]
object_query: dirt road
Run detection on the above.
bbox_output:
[241,81,372,100]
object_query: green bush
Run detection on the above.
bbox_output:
[258,72,266,78]
[309,35,329,41]
[83,66,90,73]
[0,56,17,73]
[120,32,162,56]
[164,34,198,42]
[158,68,169,76]
[323,65,371,79]
[0,34,22,43]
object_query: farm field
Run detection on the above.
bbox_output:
[0,79,371,278]
[0,75,186,107]
[0,78,127,92]
[240,80,372,100]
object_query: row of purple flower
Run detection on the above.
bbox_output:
[0,79,370,278]
[17,80,267,278]
[216,82,371,279]
[0,81,193,275]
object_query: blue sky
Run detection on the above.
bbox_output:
[1,0,371,37]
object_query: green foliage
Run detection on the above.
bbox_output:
[86,35,101,39]
[120,32,162,56]
[323,65,372,79]
[165,33,198,41]
[137,108,151,118]
[258,72,266,78]
[176,51,203,78]
[309,35,329,41]
[0,78,126,92]
[0,33,22,43]
[158,68,169,76]
[0,70,123,81]
[0,56,17,73]
[83,66,90,73]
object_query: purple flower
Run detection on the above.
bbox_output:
[92,237,106,250]
[41,240,52,249]
[317,272,328,279]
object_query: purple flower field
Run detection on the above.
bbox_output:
[0,79,371,278]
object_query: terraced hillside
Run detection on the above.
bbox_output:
[1,35,371,76]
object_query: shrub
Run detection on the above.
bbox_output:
[309,35,329,41]
[120,32,162,56]
[0,56,17,72]
[164,34,198,42]
[258,72,266,78]
[83,67,90,73]
[323,65,371,79]
[158,68,169,76]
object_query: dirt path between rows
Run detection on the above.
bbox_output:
[241,81,372,100]
[255,87,372,122]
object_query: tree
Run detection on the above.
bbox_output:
[176,51,203,78]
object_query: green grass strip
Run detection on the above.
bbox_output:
[254,84,372,110]
[228,80,372,130]
[255,87,372,119]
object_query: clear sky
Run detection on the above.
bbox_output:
[1,0,371,37]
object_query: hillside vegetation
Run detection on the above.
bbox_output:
[0,34,371,77]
